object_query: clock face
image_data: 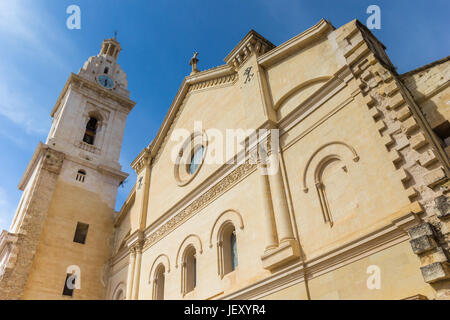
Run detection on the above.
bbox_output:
[97,75,115,89]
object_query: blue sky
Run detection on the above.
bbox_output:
[0,0,448,231]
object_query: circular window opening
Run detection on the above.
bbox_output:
[188,146,204,175]
[174,132,207,186]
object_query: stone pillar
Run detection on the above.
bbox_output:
[268,153,295,243]
[125,248,136,300]
[258,161,278,252]
[132,246,142,300]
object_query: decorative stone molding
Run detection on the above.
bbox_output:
[258,18,334,68]
[143,161,256,251]
[224,30,275,70]
[302,141,359,193]
[175,234,203,268]
[188,73,238,93]
[173,131,208,187]
[131,148,151,175]
[148,254,171,284]
[208,209,244,248]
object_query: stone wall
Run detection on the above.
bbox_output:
[0,147,64,299]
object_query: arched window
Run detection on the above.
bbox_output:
[104,67,109,74]
[76,170,86,182]
[219,224,238,277]
[112,283,126,300]
[182,246,197,295]
[153,264,165,300]
[83,117,98,145]
[188,146,204,175]
[114,289,124,300]
[230,231,238,271]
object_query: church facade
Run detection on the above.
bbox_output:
[0,19,449,300]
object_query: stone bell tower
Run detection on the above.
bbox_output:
[0,37,136,300]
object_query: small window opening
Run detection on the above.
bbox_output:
[183,247,197,294]
[104,67,109,74]
[73,222,89,244]
[221,225,238,277]
[62,273,76,297]
[83,117,98,145]
[433,120,450,148]
[188,146,204,175]
[153,265,165,300]
[76,170,86,182]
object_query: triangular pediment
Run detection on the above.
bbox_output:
[131,19,334,173]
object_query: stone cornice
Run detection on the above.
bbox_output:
[131,147,152,175]
[185,64,235,84]
[187,66,238,93]
[18,143,64,190]
[258,18,334,68]
[18,142,46,191]
[224,30,275,69]
[51,73,136,118]
[98,164,129,181]
[61,153,128,181]
[127,230,145,251]
[142,161,257,251]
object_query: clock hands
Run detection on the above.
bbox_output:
[98,76,113,88]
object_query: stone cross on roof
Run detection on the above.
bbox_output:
[189,52,199,75]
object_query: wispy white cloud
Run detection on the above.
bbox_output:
[0,0,75,137]
[0,0,70,68]
[0,74,50,136]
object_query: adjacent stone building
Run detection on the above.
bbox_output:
[0,19,449,300]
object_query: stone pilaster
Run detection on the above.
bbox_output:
[257,161,278,252]
[260,137,300,270]
[132,246,142,300]
[125,247,136,300]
